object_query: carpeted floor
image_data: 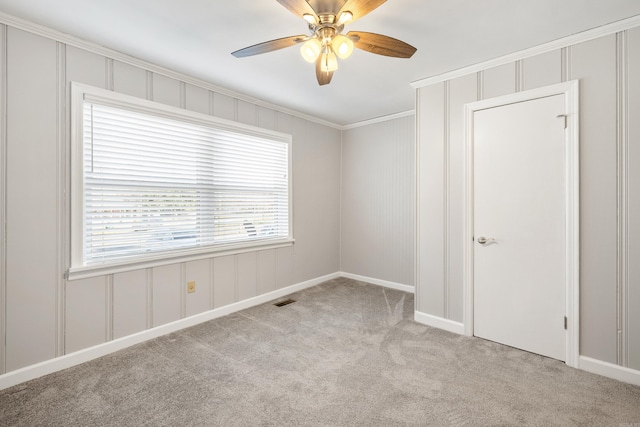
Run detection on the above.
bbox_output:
[1,277,639,426]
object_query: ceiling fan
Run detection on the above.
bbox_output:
[231,0,417,86]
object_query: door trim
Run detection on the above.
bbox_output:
[462,81,580,367]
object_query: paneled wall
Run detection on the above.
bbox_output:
[416,26,640,370]
[341,115,415,287]
[0,24,340,374]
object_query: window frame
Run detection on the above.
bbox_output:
[68,82,293,280]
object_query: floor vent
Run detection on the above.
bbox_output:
[274,298,296,307]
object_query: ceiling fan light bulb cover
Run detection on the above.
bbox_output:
[302,13,317,25]
[321,51,338,72]
[300,38,322,63]
[337,11,353,25]
[332,34,354,59]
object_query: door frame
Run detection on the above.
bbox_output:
[462,80,580,367]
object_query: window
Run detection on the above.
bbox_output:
[69,83,291,276]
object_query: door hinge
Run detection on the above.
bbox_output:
[557,114,568,129]
[564,316,568,330]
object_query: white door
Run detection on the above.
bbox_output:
[473,94,566,361]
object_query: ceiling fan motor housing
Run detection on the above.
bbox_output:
[308,0,347,15]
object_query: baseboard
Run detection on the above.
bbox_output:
[339,272,415,294]
[412,313,640,387]
[414,310,466,335]
[5,273,639,392]
[0,271,340,391]
[579,356,640,387]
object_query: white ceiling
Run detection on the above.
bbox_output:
[1,1,640,125]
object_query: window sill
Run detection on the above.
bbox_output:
[66,238,295,281]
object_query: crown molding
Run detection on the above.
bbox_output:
[411,14,640,88]
[342,109,415,130]
[0,11,343,130]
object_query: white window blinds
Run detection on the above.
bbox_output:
[79,96,290,266]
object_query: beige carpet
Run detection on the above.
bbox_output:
[1,277,639,426]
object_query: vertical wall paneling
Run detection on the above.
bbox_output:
[63,46,113,353]
[627,26,640,370]
[443,81,450,318]
[106,58,114,91]
[208,91,215,116]
[395,116,416,285]
[276,246,294,289]
[515,60,524,92]
[257,249,277,295]
[65,46,107,89]
[65,277,107,354]
[146,268,153,328]
[416,83,446,316]
[237,252,258,301]
[113,269,147,339]
[571,34,618,363]
[237,99,256,126]
[234,256,239,302]
[483,62,517,98]
[208,258,215,310]
[212,92,235,121]
[145,71,153,100]
[6,29,58,371]
[152,264,181,327]
[448,74,477,322]
[56,41,66,358]
[313,123,340,280]
[185,84,209,115]
[293,119,341,283]
[179,263,186,319]
[0,18,342,377]
[0,23,6,374]
[179,82,186,109]
[106,275,113,341]
[561,47,571,83]
[152,73,181,107]
[213,256,235,308]
[341,116,415,286]
[617,31,629,367]
[185,259,211,318]
[258,106,276,131]
[113,61,147,98]
[523,50,562,90]
[411,23,640,374]
[291,117,309,283]
[276,111,293,136]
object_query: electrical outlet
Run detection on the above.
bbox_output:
[187,280,196,293]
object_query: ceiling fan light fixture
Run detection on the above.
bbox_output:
[332,34,354,59]
[302,13,317,25]
[337,11,353,25]
[232,0,417,86]
[321,50,338,72]
[300,38,322,63]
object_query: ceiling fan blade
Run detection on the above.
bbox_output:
[315,56,334,85]
[275,0,318,18]
[338,0,386,22]
[231,35,307,58]
[347,31,416,58]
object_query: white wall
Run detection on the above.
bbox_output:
[0,22,341,375]
[341,115,415,287]
[416,25,640,371]
[9,10,639,385]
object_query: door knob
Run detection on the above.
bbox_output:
[477,236,496,245]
